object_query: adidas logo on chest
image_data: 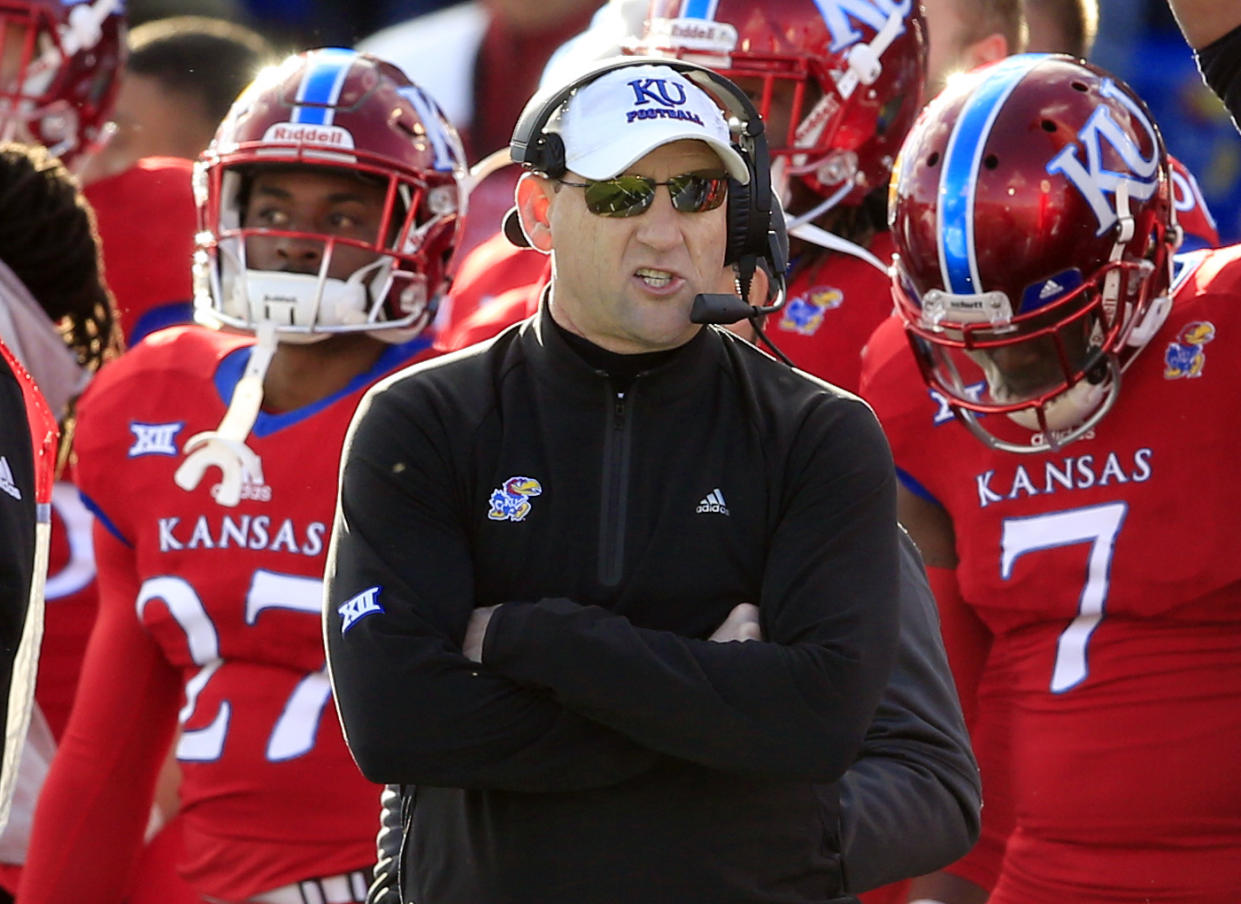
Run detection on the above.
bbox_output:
[696,488,729,516]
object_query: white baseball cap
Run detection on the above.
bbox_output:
[550,63,750,183]
[504,63,750,247]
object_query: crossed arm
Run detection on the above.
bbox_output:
[1164,0,1241,48]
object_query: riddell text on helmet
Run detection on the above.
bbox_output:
[261,123,356,148]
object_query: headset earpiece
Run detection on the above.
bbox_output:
[724,175,753,267]
[529,131,566,179]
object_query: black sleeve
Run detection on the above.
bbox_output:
[325,382,660,791]
[481,397,901,782]
[0,356,38,786]
[1196,22,1241,132]
[836,526,981,893]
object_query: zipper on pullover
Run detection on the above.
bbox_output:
[598,384,634,588]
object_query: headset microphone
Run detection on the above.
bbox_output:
[690,291,787,325]
[691,271,794,367]
[690,293,757,325]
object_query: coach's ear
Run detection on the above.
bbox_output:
[515,172,555,254]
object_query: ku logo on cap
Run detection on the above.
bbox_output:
[628,77,689,109]
[626,78,705,125]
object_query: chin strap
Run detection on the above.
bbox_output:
[835,4,903,100]
[174,321,277,507]
[788,221,889,274]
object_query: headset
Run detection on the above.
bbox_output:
[509,55,789,335]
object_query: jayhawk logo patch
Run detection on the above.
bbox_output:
[488,476,543,522]
[1163,320,1215,379]
[778,287,844,336]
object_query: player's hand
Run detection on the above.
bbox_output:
[463,605,501,662]
[709,603,762,642]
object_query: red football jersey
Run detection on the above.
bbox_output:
[435,229,548,349]
[84,157,197,345]
[859,248,1241,902]
[439,281,543,352]
[27,326,434,901]
[769,231,897,393]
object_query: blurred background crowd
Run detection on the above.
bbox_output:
[129,0,1241,243]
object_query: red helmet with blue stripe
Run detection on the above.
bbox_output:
[194,48,468,343]
[630,0,926,209]
[0,0,126,165]
[890,54,1178,453]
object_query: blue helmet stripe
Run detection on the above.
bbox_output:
[680,0,717,19]
[937,54,1047,294]
[292,48,356,126]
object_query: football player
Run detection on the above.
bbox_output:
[0,0,197,343]
[0,136,122,898]
[378,7,981,904]
[0,2,195,894]
[859,53,1241,902]
[18,48,467,904]
[0,142,109,898]
[920,0,1025,93]
[1022,0,1098,57]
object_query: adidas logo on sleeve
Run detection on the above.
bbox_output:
[0,456,22,500]
[696,488,729,516]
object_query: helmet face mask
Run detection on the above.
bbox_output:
[194,49,468,344]
[0,0,126,165]
[630,0,926,213]
[889,54,1178,453]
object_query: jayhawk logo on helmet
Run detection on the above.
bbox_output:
[487,476,543,522]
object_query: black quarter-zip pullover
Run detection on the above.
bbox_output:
[326,306,901,904]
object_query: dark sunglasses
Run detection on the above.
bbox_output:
[556,171,729,218]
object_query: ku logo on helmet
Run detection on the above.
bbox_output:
[1046,78,1161,237]
[819,0,912,51]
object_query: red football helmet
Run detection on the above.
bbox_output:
[890,54,1179,453]
[630,0,926,209]
[194,48,468,343]
[0,0,125,165]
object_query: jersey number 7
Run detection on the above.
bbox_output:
[1000,502,1128,693]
